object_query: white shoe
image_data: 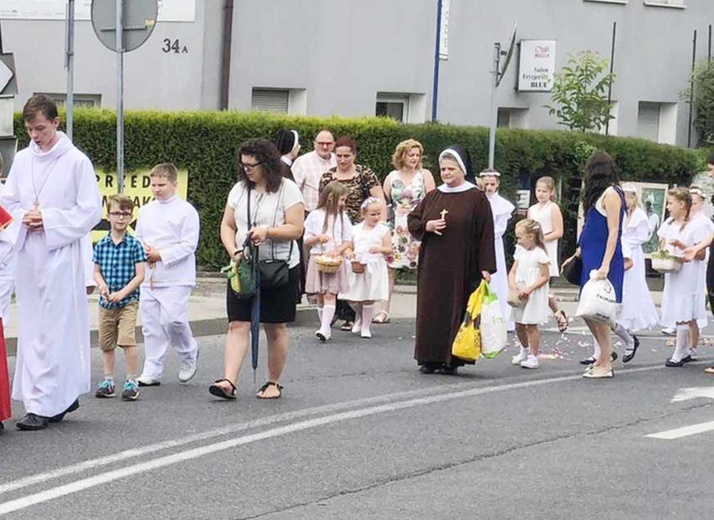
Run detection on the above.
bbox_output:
[511,350,529,365]
[520,355,540,369]
[315,330,331,342]
[361,329,372,339]
[661,327,675,336]
[178,356,198,383]
[137,375,161,387]
[351,320,362,334]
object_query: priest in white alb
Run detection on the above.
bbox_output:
[0,95,102,431]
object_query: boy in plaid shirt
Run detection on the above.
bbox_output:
[93,194,146,400]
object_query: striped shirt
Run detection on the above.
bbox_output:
[291,151,337,212]
[93,233,147,309]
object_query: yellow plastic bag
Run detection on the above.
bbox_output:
[451,281,487,362]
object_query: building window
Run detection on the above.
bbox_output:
[497,108,529,129]
[643,0,685,8]
[251,88,307,115]
[583,0,628,5]
[37,93,101,108]
[637,102,678,145]
[375,93,427,124]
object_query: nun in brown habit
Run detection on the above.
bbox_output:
[407,145,496,374]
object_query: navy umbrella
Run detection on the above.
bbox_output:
[250,244,261,384]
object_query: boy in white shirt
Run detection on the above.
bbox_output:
[135,164,201,386]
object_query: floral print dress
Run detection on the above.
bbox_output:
[387,170,426,269]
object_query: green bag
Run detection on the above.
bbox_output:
[221,243,257,299]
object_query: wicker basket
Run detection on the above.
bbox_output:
[651,255,683,273]
[316,255,343,274]
[351,260,366,274]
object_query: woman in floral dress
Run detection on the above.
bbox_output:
[375,139,435,323]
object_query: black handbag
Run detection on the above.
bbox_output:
[562,255,583,286]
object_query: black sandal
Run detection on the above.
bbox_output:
[256,381,283,399]
[209,379,237,400]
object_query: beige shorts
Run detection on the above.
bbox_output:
[99,301,139,352]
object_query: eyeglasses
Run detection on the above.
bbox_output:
[109,212,132,218]
[241,162,261,172]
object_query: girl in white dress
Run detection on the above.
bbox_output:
[527,176,568,332]
[341,198,391,338]
[508,219,550,369]
[658,187,709,367]
[304,181,353,342]
[684,185,714,357]
[481,169,516,332]
[617,184,659,362]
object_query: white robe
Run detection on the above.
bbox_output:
[0,132,102,417]
[135,195,200,379]
[0,183,18,320]
[487,192,515,330]
[618,207,659,331]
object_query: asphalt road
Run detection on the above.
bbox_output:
[1,320,713,519]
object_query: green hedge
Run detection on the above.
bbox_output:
[15,110,703,270]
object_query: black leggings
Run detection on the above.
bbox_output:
[707,244,714,313]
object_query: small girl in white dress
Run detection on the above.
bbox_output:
[508,219,551,369]
[527,176,568,332]
[658,187,709,367]
[341,198,391,338]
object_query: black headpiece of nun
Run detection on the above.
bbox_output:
[275,129,300,156]
[439,144,475,184]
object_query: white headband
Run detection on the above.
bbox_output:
[439,149,467,175]
[621,183,637,194]
[479,169,501,178]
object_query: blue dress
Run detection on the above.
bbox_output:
[579,187,625,303]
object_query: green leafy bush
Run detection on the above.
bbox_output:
[15,110,699,270]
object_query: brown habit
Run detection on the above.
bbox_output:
[408,187,496,366]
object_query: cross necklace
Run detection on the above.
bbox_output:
[31,156,61,208]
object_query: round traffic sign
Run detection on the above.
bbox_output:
[91,0,158,53]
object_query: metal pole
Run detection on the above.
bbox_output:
[605,21,616,136]
[431,0,443,121]
[708,24,711,64]
[65,0,75,140]
[116,0,124,193]
[487,42,500,169]
[688,29,697,148]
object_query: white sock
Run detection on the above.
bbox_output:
[592,337,602,360]
[361,304,374,334]
[612,323,633,351]
[673,324,690,362]
[320,304,335,335]
[317,306,323,323]
[519,346,529,357]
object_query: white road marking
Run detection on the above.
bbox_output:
[646,420,714,440]
[0,365,664,516]
[671,386,714,403]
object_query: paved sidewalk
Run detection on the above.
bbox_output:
[4,275,666,356]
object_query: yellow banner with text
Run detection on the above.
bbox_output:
[92,169,189,242]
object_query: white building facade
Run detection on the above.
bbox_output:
[0,0,711,147]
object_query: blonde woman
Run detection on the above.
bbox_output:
[376,139,436,323]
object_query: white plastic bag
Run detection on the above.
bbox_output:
[575,270,617,325]
[480,284,508,358]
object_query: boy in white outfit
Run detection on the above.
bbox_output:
[135,163,200,386]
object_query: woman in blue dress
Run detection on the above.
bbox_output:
[563,151,625,379]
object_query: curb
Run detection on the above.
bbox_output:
[5,305,318,357]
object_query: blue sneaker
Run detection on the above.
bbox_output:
[95,380,116,398]
[121,380,140,401]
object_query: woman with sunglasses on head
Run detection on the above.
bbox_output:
[210,139,305,401]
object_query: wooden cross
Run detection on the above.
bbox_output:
[440,208,449,220]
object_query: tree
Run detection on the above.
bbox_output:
[545,50,616,133]
[688,61,714,147]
